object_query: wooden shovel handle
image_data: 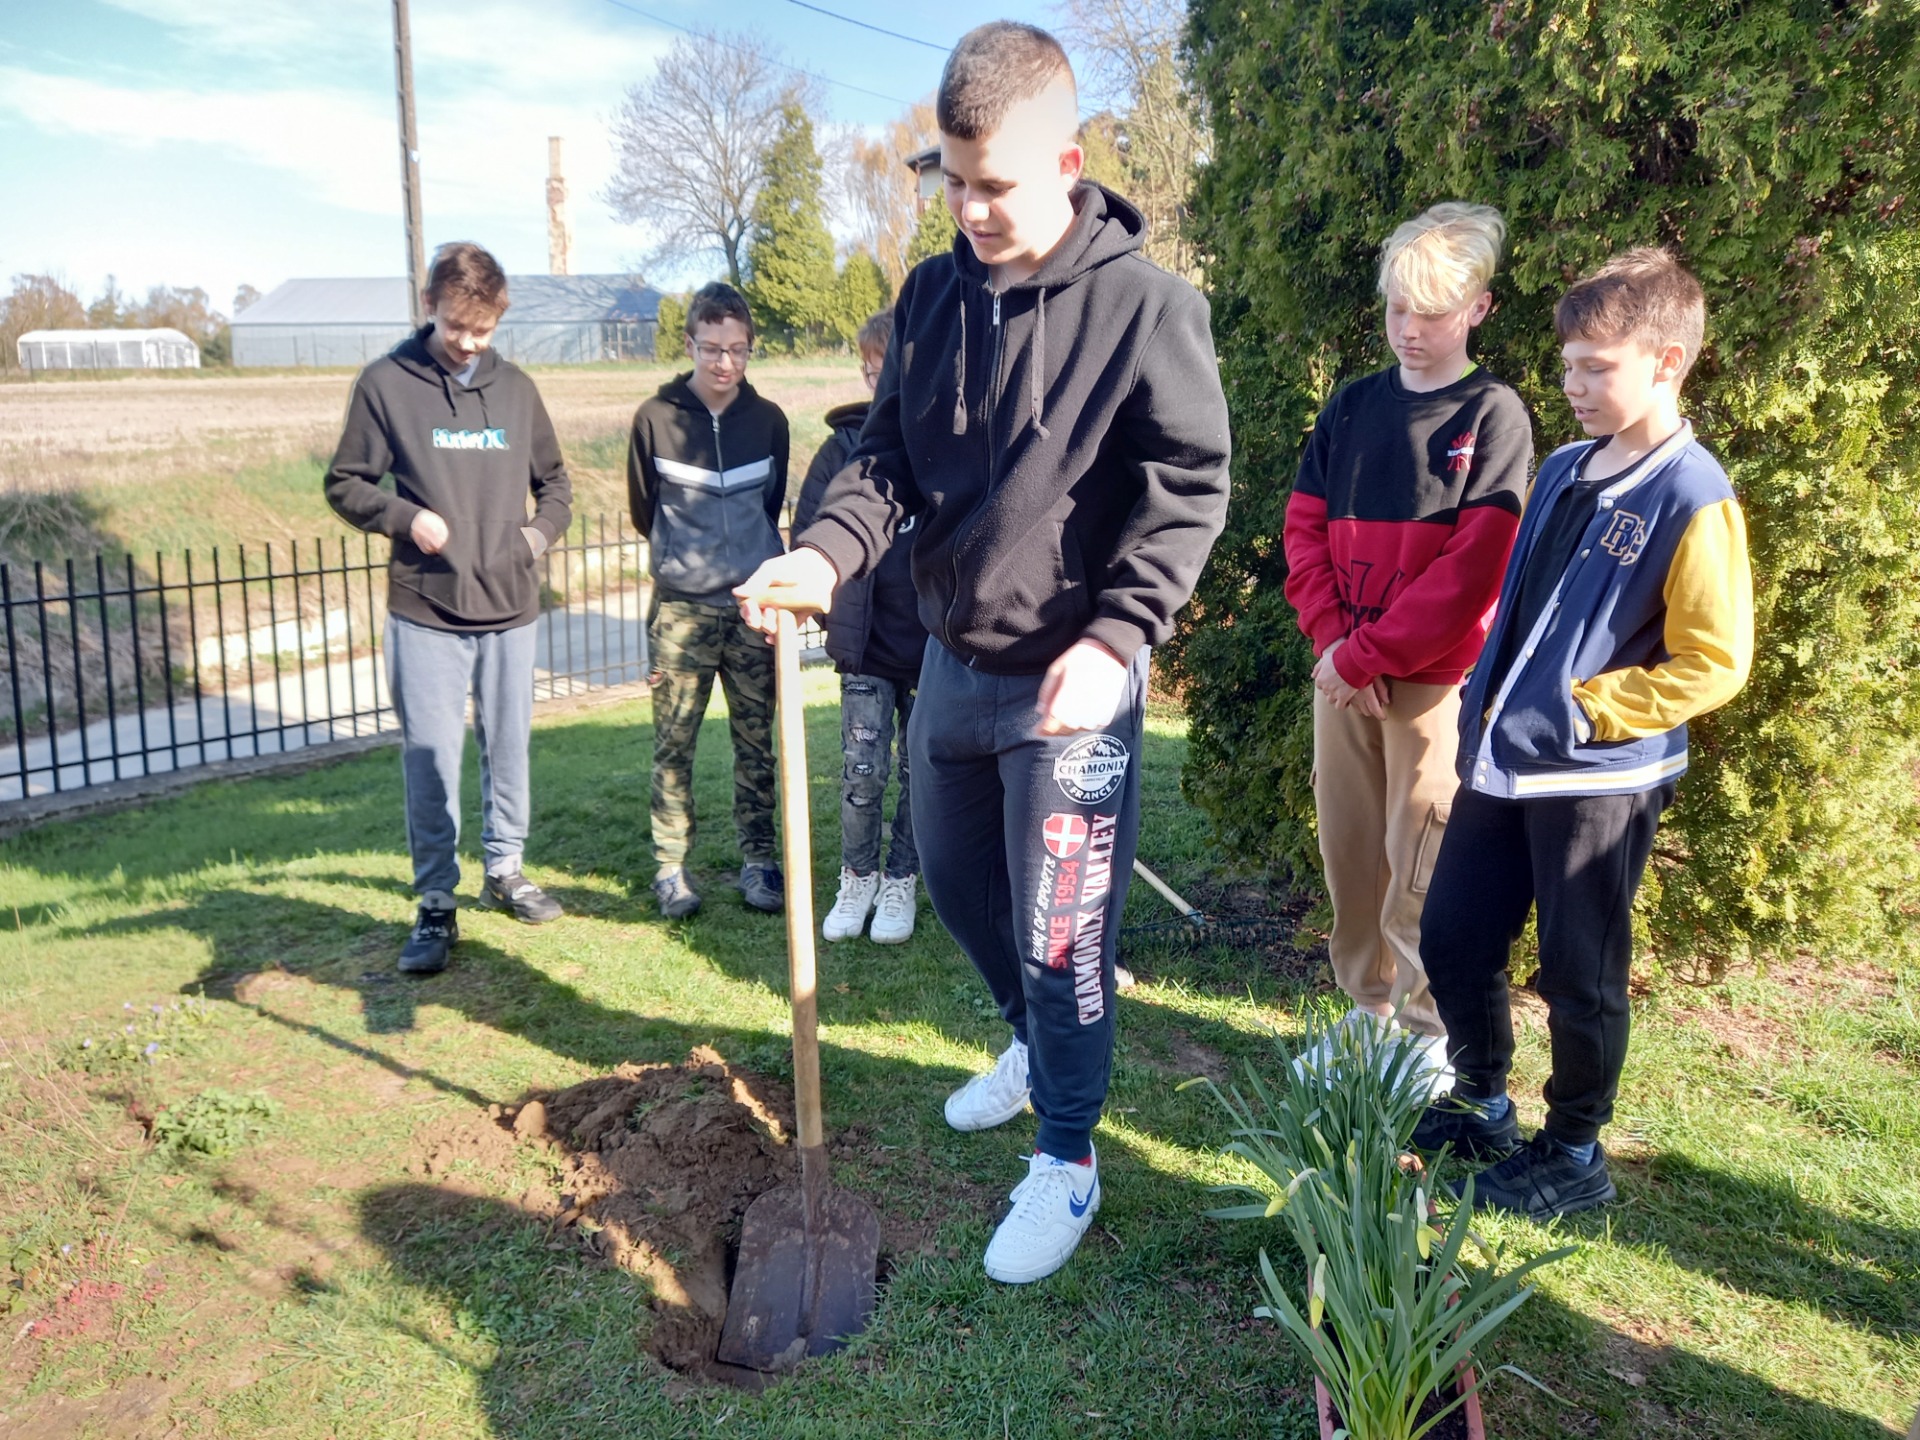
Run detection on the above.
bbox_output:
[776,611,824,1153]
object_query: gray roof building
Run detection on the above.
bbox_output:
[231,274,663,368]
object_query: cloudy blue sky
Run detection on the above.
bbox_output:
[0,0,1055,317]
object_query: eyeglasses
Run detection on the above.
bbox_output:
[693,342,752,364]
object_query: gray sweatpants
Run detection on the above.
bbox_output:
[385,613,537,899]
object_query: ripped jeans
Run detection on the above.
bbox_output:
[840,672,917,877]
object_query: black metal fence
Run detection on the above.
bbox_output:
[0,516,686,805]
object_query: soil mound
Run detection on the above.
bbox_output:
[498,1046,799,1377]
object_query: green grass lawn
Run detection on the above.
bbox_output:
[2,678,1916,1438]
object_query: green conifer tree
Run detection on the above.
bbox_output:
[903,201,959,271]
[743,103,838,351]
[831,251,890,346]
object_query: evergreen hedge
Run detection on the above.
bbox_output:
[1174,0,1920,972]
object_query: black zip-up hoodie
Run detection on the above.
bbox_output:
[325,330,572,633]
[627,374,789,607]
[793,400,927,681]
[798,182,1232,674]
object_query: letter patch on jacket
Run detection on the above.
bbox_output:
[1598,510,1650,564]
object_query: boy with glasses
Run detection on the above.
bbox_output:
[628,282,790,918]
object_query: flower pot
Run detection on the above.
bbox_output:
[1313,1366,1486,1440]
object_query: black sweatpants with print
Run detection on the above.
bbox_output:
[1420,782,1674,1147]
[909,638,1148,1162]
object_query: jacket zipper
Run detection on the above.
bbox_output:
[941,286,1003,663]
[712,408,730,557]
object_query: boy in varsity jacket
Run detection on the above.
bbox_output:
[733,23,1231,1286]
[1414,249,1754,1218]
[1283,203,1530,1089]
[628,282,790,919]
[792,309,929,946]
[324,242,572,974]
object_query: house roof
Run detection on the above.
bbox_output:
[232,275,663,327]
[20,328,197,345]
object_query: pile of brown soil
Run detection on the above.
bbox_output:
[497,1045,801,1378]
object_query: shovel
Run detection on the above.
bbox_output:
[716,609,882,1373]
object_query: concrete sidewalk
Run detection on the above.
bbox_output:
[2,587,649,802]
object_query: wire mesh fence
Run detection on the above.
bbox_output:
[0,515,820,806]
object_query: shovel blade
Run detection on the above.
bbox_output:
[715,1183,881,1372]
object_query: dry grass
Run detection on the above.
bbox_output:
[0,360,865,569]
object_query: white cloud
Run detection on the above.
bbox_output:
[0,66,397,213]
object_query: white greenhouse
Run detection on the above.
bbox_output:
[230,275,663,368]
[17,328,202,372]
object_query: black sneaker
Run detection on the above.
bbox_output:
[482,872,563,924]
[398,902,458,974]
[739,862,784,914]
[1453,1132,1617,1220]
[652,868,701,920]
[1411,1093,1520,1160]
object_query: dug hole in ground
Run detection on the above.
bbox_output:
[415,1044,903,1389]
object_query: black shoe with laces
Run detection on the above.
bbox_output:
[1452,1132,1616,1220]
[1411,1093,1520,1160]
[398,903,458,974]
[482,872,563,924]
[739,862,784,914]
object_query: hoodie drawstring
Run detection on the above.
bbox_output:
[952,295,969,436]
[1029,287,1050,441]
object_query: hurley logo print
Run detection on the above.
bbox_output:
[1446,432,1477,473]
[433,427,509,450]
[1598,509,1651,564]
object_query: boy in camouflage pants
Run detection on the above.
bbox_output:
[627,283,790,917]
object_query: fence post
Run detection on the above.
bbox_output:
[65,558,92,786]
[2,565,29,799]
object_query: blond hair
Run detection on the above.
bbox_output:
[1377,202,1507,314]
[1556,247,1707,384]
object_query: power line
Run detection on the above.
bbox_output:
[780,0,948,53]
[598,0,921,106]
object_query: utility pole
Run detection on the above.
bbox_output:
[392,0,428,329]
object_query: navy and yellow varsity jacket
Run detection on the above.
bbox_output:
[1459,423,1753,799]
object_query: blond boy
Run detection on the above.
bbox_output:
[1282,202,1533,1082]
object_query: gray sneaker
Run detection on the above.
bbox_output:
[652,869,701,920]
[739,862,785,913]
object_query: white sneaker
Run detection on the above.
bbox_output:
[1290,1007,1393,1085]
[822,868,879,942]
[868,873,917,944]
[944,1037,1030,1131]
[983,1147,1101,1284]
[1405,1031,1456,1099]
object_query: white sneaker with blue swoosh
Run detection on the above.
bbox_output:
[983,1146,1101,1284]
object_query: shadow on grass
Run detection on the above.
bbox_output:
[1617,1151,1920,1344]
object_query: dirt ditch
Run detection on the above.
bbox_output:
[414,1045,908,1387]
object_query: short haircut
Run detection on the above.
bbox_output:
[425,242,509,314]
[856,309,893,359]
[684,281,754,341]
[1377,202,1507,314]
[1555,247,1708,381]
[938,22,1075,141]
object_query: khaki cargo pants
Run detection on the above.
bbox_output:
[1312,681,1459,1038]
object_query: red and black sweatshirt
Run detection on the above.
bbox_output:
[1282,366,1531,688]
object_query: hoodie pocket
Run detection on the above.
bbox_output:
[405,520,537,623]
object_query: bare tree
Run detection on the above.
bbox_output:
[0,273,85,374]
[832,102,939,291]
[1057,0,1206,278]
[604,31,813,287]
